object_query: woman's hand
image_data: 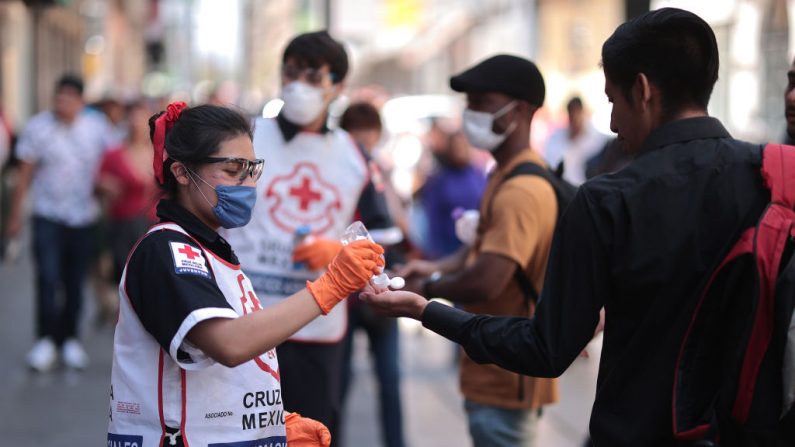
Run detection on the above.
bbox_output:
[292,238,342,271]
[359,289,429,320]
[285,412,331,447]
[307,240,384,314]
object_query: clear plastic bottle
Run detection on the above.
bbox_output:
[341,221,403,289]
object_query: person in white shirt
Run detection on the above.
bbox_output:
[543,96,608,185]
[5,74,118,372]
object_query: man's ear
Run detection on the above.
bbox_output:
[170,161,190,186]
[524,102,539,122]
[330,80,346,100]
[635,73,653,110]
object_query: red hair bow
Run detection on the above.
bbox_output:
[152,101,188,184]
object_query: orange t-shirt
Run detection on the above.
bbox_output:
[460,149,560,409]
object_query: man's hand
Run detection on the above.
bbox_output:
[359,289,429,320]
[401,275,426,295]
[394,259,439,294]
[395,259,438,279]
[4,213,22,239]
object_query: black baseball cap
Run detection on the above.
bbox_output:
[450,54,545,107]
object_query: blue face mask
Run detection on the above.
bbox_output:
[189,171,257,229]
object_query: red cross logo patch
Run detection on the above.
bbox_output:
[169,242,210,278]
[265,161,342,234]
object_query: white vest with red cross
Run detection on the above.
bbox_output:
[108,223,286,447]
[223,117,368,343]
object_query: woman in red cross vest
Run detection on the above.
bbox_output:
[107,102,384,447]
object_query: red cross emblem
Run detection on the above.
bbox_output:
[237,274,280,382]
[289,177,322,211]
[265,162,342,235]
[178,244,200,260]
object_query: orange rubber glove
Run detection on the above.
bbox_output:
[285,412,331,447]
[292,238,343,271]
[306,239,384,314]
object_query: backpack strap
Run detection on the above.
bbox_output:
[761,143,795,208]
[498,161,551,306]
[503,161,558,185]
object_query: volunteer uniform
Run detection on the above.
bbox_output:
[224,114,386,440]
[108,200,286,447]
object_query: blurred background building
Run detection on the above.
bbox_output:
[0,0,792,140]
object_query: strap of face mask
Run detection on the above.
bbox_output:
[186,168,216,209]
[493,100,518,120]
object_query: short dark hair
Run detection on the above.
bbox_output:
[566,96,583,113]
[148,104,253,195]
[56,73,84,96]
[340,102,382,132]
[283,30,349,83]
[601,7,719,115]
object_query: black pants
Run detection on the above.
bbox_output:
[276,339,344,446]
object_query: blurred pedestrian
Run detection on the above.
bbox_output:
[397,55,559,447]
[99,96,129,143]
[108,101,384,447]
[339,101,406,447]
[94,100,158,323]
[0,99,8,170]
[339,101,409,244]
[0,97,9,258]
[223,31,393,445]
[5,74,118,372]
[543,96,608,185]
[362,8,795,445]
[584,137,632,180]
[420,127,487,259]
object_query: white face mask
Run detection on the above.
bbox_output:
[280,81,326,126]
[462,100,518,151]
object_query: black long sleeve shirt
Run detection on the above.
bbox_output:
[423,117,770,446]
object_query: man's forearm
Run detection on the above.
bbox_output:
[434,245,469,274]
[8,162,33,221]
[424,268,488,304]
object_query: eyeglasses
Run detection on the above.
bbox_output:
[281,65,336,85]
[202,157,265,182]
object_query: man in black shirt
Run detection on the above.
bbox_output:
[361,8,785,446]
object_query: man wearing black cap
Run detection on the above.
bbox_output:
[397,54,558,446]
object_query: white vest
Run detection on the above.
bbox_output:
[224,118,368,342]
[108,223,286,447]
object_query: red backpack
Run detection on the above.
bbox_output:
[673,143,795,446]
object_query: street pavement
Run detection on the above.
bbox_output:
[342,318,602,447]
[0,237,600,446]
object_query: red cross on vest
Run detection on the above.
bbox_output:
[178,244,200,260]
[289,177,322,211]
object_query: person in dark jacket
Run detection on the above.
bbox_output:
[361,8,792,446]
